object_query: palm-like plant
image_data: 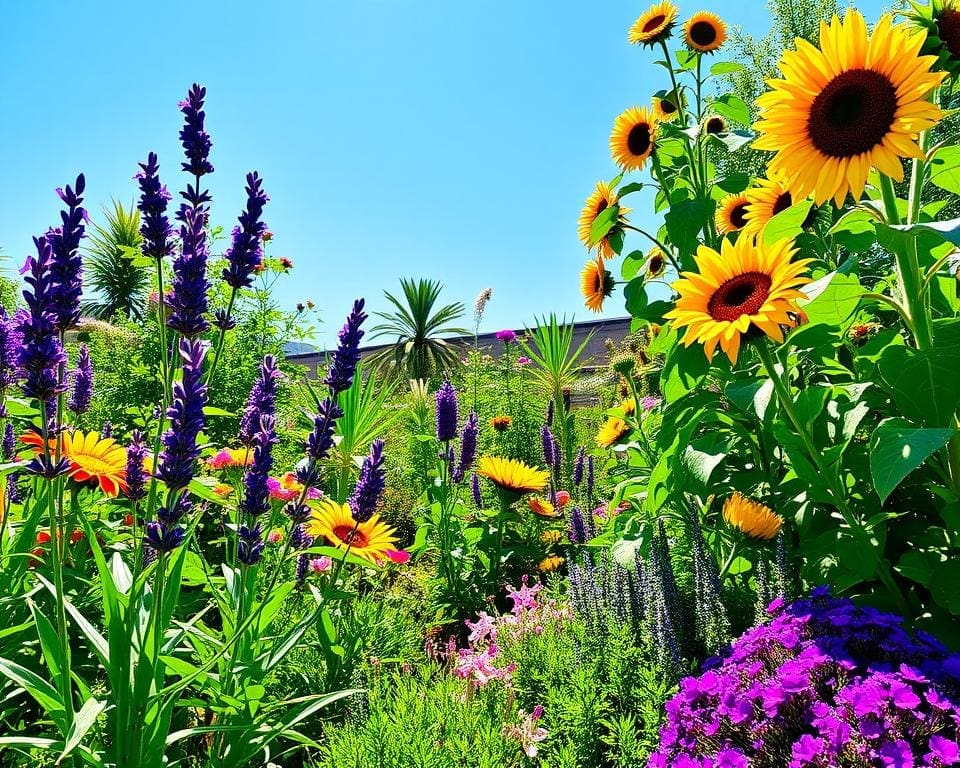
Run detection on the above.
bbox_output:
[368,278,468,380]
[82,201,150,322]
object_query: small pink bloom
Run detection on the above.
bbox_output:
[267,529,283,545]
[384,549,410,564]
[555,490,570,507]
[309,556,333,574]
[516,356,531,366]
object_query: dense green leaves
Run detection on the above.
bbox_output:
[869,420,955,503]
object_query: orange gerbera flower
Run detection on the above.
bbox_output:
[22,430,128,496]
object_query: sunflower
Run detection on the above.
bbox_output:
[305,498,399,564]
[684,11,727,52]
[754,10,945,206]
[628,1,679,47]
[703,115,727,135]
[652,91,684,122]
[490,415,513,432]
[646,247,667,279]
[476,456,550,497]
[577,181,631,259]
[528,496,559,518]
[722,492,783,540]
[715,192,750,235]
[664,236,812,364]
[610,106,657,171]
[906,0,960,74]
[538,555,565,573]
[596,417,630,448]
[580,257,615,313]
[742,172,797,236]
[21,430,128,496]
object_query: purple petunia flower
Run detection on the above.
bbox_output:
[166,206,211,338]
[239,355,281,445]
[222,172,269,289]
[349,438,386,523]
[46,175,86,332]
[325,299,366,395]
[68,344,93,414]
[435,380,459,443]
[136,152,174,260]
[125,429,148,502]
[17,238,67,404]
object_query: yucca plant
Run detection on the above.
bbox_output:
[82,201,151,322]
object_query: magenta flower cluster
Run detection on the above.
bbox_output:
[648,589,960,768]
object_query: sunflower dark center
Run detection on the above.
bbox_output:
[627,123,652,156]
[596,199,609,216]
[689,20,717,46]
[708,272,772,322]
[648,254,665,274]
[730,203,749,229]
[772,192,793,215]
[661,99,677,114]
[939,9,960,57]
[807,68,897,158]
[333,525,369,548]
[706,117,725,134]
[643,13,667,33]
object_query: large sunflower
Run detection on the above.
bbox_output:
[703,115,727,135]
[663,236,812,364]
[577,181,630,259]
[754,10,945,206]
[629,1,679,46]
[476,456,549,496]
[22,430,128,496]
[715,192,750,235]
[722,492,783,540]
[742,172,797,236]
[596,417,630,448]
[305,498,399,564]
[906,0,960,75]
[684,11,726,53]
[580,257,615,313]
[652,91,684,123]
[610,106,657,171]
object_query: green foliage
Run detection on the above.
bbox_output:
[82,200,151,322]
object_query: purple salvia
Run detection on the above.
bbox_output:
[125,429,148,502]
[325,299,366,395]
[546,399,554,427]
[0,308,23,391]
[540,425,556,470]
[46,175,86,331]
[178,84,214,179]
[471,472,482,507]
[166,206,211,338]
[569,506,587,544]
[136,152,173,260]
[6,475,21,504]
[349,439,386,523]
[2,423,15,461]
[17,237,67,404]
[452,411,478,483]
[156,340,208,493]
[305,397,342,465]
[573,446,585,486]
[222,172,269,289]
[237,415,277,566]
[68,344,93,414]
[239,355,280,445]
[435,380,458,442]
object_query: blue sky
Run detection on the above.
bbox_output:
[0,0,884,347]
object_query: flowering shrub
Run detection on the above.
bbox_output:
[649,591,960,767]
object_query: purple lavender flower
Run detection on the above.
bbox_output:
[125,429,148,502]
[136,152,173,260]
[222,172,269,289]
[0,308,23,391]
[212,309,236,331]
[17,237,67,404]
[546,399,554,427]
[2,423,14,461]
[68,344,93,414]
[156,340,208,493]
[166,207,211,338]
[46,175,86,331]
[101,420,113,439]
[240,355,280,445]
[540,425,556,470]
[325,299,366,395]
[471,472,482,507]
[349,439,386,522]
[237,415,277,566]
[144,522,185,552]
[573,446,585,486]
[435,380,458,443]
[453,411,478,483]
[179,84,214,179]
[306,397,342,465]
[569,506,586,544]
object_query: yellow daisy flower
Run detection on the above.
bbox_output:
[596,417,630,448]
[305,499,399,564]
[476,456,550,496]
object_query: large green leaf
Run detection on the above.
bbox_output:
[796,271,861,329]
[665,199,711,261]
[928,145,960,195]
[661,341,711,402]
[869,420,955,503]
[711,93,751,126]
[879,346,960,427]
[762,200,813,247]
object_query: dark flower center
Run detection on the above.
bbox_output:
[596,199,609,217]
[333,525,369,548]
[660,98,677,114]
[773,192,793,215]
[689,20,717,46]
[708,272,772,322]
[938,9,960,58]
[643,13,667,33]
[627,123,652,156]
[730,203,749,229]
[648,253,665,275]
[706,117,726,134]
[807,68,898,158]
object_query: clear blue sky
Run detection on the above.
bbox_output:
[0,0,884,348]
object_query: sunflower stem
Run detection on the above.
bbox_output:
[624,224,682,273]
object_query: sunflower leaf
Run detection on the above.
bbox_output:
[711,94,751,127]
[869,419,955,504]
[928,145,960,195]
[710,61,745,75]
[588,204,620,246]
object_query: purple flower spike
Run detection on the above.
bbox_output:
[435,380,459,443]
[568,506,586,543]
[222,172,269,289]
[2,423,15,461]
[68,344,93,414]
[238,415,278,566]
[540,425,556,470]
[179,84,214,179]
[240,355,281,445]
[349,438,386,522]
[17,238,67,403]
[471,472,482,507]
[46,174,86,332]
[136,152,174,261]
[453,411,478,483]
[325,299,366,395]
[573,446,585,486]
[166,207,211,338]
[156,339,208,493]
[306,397,342,464]
[0,308,23,391]
[125,429,148,502]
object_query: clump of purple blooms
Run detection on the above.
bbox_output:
[68,344,93,414]
[649,589,960,768]
[495,329,517,344]
[435,379,458,443]
[349,438,386,523]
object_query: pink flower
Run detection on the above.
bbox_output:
[516,356,531,366]
[495,329,517,344]
[454,644,516,686]
[206,447,251,470]
[267,529,283,545]
[555,490,570,507]
[309,556,333,574]
[505,706,549,757]
[384,549,410,564]
[465,612,498,644]
[640,395,662,411]
[267,472,323,501]
[506,575,542,614]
